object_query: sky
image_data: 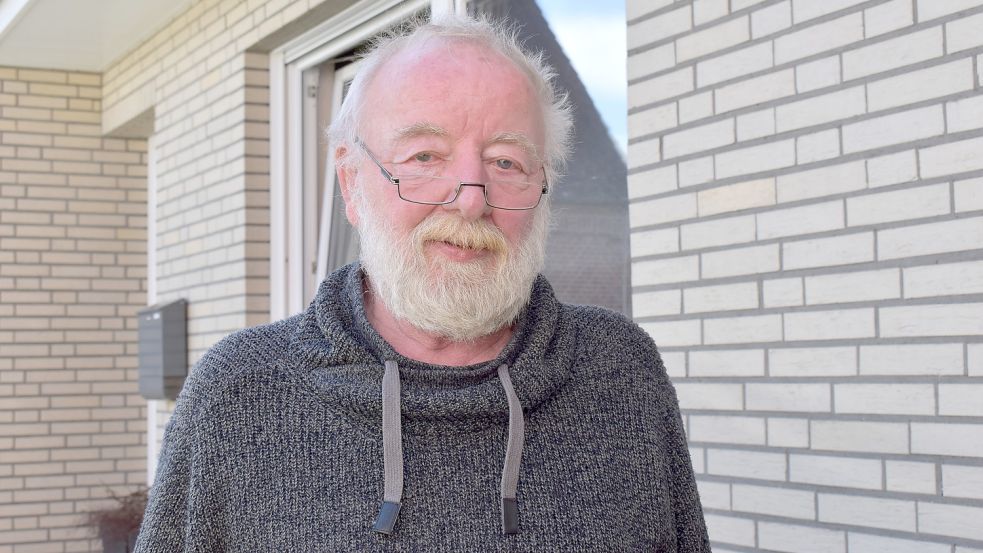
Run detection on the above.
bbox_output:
[535,0,628,157]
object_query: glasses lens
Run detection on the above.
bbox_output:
[394,174,544,210]
[485,178,542,209]
[396,175,458,204]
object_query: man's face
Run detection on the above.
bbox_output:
[339,39,550,340]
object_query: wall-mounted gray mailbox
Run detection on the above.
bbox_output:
[138,299,188,400]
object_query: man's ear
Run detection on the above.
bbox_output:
[335,145,360,227]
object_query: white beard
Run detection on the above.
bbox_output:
[355,192,549,342]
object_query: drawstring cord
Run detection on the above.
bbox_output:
[372,361,525,536]
[497,363,524,535]
[372,361,403,534]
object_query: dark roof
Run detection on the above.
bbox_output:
[468,0,628,205]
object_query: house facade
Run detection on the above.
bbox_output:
[627,0,983,551]
[4,0,983,551]
[0,0,627,550]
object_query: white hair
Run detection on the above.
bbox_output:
[328,13,574,183]
[353,184,550,341]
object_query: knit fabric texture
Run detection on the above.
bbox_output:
[134,263,710,552]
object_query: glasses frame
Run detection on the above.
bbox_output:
[354,138,549,211]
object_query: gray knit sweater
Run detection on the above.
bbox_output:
[134,263,709,552]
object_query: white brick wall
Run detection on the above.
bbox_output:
[818,494,916,532]
[759,521,846,553]
[790,453,882,490]
[628,0,983,549]
[886,459,937,494]
[943,464,983,500]
[0,67,147,552]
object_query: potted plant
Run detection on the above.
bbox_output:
[83,487,148,553]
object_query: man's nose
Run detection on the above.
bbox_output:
[443,158,492,220]
[447,183,491,220]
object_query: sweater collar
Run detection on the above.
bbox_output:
[290,263,574,426]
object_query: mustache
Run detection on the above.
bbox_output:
[413,214,509,255]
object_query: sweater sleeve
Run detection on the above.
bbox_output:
[574,306,712,551]
[132,390,195,552]
[650,349,711,553]
[133,351,223,553]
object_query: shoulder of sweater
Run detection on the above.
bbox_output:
[180,313,304,402]
[560,302,655,351]
[558,302,671,384]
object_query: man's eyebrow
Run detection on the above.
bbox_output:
[486,132,542,163]
[392,122,448,143]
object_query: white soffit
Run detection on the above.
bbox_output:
[0,0,194,72]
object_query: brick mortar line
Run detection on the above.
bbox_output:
[0,251,146,262]
[634,291,983,321]
[628,37,983,142]
[632,223,983,278]
[154,239,268,263]
[692,441,983,468]
[100,4,200,88]
[154,111,268,162]
[657,333,983,351]
[644,235,983,291]
[152,76,270,130]
[628,0,885,61]
[677,375,982,385]
[154,275,270,296]
[626,0,698,30]
[154,107,269,153]
[1,66,101,84]
[154,151,271,193]
[103,24,270,116]
[150,78,267,128]
[631,210,981,268]
[628,107,983,180]
[0,165,146,179]
[975,53,981,90]
[0,83,100,101]
[629,77,981,167]
[154,184,267,218]
[630,157,977,216]
[1,226,145,238]
[634,254,980,297]
[696,480,983,521]
[634,286,983,316]
[700,506,983,549]
[629,2,983,91]
[142,297,265,318]
[629,186,983,238]
[691,417,983,434]
[102,25,243,111]
[0,129,146,148]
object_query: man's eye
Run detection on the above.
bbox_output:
[495,159,515,170]
[413,153,433,162]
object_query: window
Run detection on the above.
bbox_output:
[270,0,460,319]
[270,0,629,319]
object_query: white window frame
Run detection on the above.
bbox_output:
[146,134,159,485]
[313,60,361,286]
[270,0,466,320]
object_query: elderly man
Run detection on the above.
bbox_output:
[135,15,709,552]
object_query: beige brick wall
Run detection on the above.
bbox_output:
[628,0,983,551]
[100,0,348,362]
[0,67,147,552]
[94,0,354,480]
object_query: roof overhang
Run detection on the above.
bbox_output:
[0,0,193,72]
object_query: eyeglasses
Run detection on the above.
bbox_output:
[355,139,549,211]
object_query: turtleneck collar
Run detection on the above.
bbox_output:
[290,263,575,429]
